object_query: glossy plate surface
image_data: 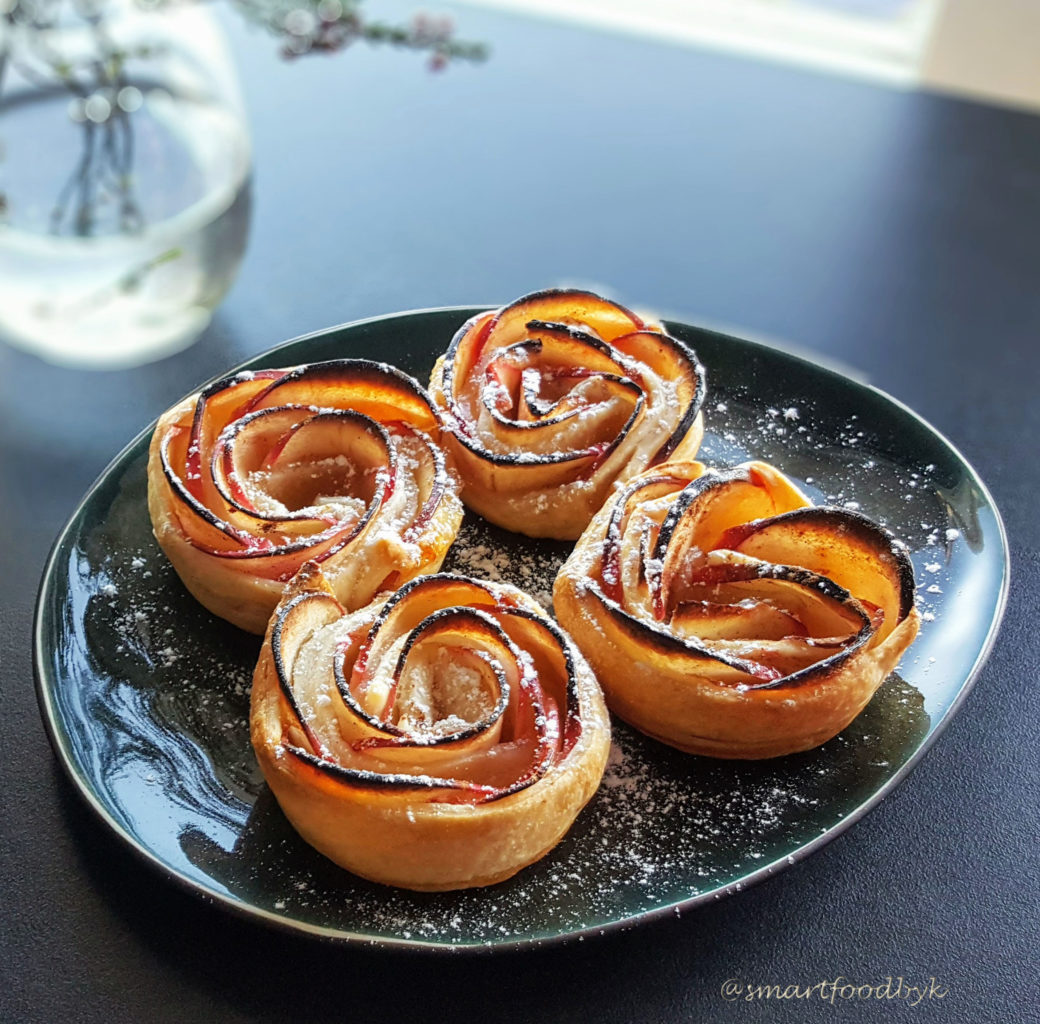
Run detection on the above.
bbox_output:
[35,308,1008,950]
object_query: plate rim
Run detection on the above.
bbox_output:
[33,305,1011,953]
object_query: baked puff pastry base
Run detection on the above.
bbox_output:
[147,360,463,634]
[250,565,611,890]
[429,288,705,540]
[554,460,920,759]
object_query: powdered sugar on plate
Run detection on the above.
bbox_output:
[50,327,982,949]
[441,515,572,613]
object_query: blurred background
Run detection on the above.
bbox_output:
[4,0,1038,552]
[1,0,1036,368]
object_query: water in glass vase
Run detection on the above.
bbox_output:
[0,28,251,367]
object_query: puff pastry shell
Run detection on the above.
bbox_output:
[429,288,705,539]
[554,460,920,758]
[250,566,611,890]
[147,360,463,633]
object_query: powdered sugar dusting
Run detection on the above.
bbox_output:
[442,514,571,612]
[54,346,977,949]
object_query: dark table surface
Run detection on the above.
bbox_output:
[3,3,1037,1021]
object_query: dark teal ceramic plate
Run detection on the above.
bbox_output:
[35,308,1009,951]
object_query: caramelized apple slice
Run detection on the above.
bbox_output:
[728,507,914,643]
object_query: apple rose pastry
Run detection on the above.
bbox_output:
[429,288,706,539]
[147,360,463,634]
[554,461,920,759]
[250,566,611,890]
